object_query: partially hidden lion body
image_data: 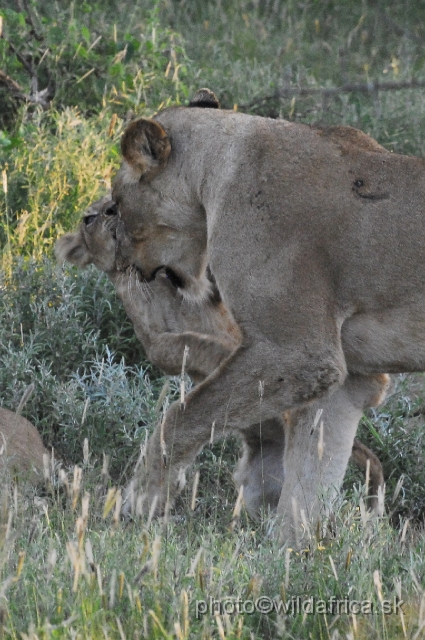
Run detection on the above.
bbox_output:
[0,407,51,484]
[104,89,424,540]
[56,197,387,519]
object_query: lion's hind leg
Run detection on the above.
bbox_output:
[276,373,390,545]
[350,438,384,514]
[234,431,384,522]
[233,418,285,519]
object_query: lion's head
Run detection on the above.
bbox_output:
[55,195,118,273]
[112,90,224,302]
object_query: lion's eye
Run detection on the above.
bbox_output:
[84,215,97,226]
[105,203,118,216]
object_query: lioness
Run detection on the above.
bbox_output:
[108,88,421,539]
[0,407,51,484]
[55,197,387,518]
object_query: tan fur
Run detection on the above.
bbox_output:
[106,93,420,541]
[55,199,240,381]
[235,381,387,519]
[55,199,387,521]
[350,438,384,513]
[0,408,50,484]
[55,195,117,272]
[120,120,171,179]
[317,125,388,154]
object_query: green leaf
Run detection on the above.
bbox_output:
[81,25,91,43]
[0,131,11,148]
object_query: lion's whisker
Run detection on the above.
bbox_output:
[134,273,151,302]
[143,280,155,299]
[127,269,141,312]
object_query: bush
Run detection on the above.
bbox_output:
[0,3,192,122]
[0,258,163,472]
[0,109,119,263]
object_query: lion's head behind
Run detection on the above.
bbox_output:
[55,195,118,273]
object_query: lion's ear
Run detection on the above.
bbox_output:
[189,88,220,109]
[120,119,171,179]
[54,233,92,268]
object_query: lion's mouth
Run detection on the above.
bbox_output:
[164,267,185,289]
[127,264,185,289]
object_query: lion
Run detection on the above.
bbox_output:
[0,407,51,484]
[55,196,241,383]
[55,197,387,519]
[105,87,422,540]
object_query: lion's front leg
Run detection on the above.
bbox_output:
[113,270,237,380]
[123,396,229,518]
[124,346,254,517]
[146,331,234,381]
[124,328,346,518]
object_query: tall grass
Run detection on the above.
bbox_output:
[0,110,118,265]
[0,465,424,639]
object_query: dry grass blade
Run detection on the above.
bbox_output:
[329,555,338,582]
[191,470,200,511]
[103,488,117,518]
[186,546,203,578]
[230,484,244,531]
[365,458,370,495]
[373,569,383,602]
[16,383,35,416]
[317,420,324,461]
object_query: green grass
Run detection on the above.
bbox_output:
[0,470,423,639]
[1,0,425,636]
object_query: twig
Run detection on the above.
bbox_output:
[0,70,26,100]
[0,33,53,108]
[241,79,425,111]
[0,68,52,108]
